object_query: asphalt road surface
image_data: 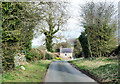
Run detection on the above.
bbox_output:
[45,61,98,83]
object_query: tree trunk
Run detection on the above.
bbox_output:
[45,36,53,52]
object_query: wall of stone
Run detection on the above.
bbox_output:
[14,53,28,66]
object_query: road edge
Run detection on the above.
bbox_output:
[42,61,53,82]
[68,62,102,84]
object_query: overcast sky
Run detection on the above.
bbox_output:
[32,0,120,47]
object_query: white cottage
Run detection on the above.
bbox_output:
[60,47,73,59]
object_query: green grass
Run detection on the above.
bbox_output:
[69,56,118,83]
[2,60,52,82]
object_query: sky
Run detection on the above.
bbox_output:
[32,0,120,48]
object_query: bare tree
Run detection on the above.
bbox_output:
[34,1,70,52]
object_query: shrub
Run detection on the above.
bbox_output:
[26,48,44,61]
[45,53,53,60]
[2,45,17,71]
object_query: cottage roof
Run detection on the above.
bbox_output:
[60,48,72,53]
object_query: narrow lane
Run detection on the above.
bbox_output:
[45,61,98,83]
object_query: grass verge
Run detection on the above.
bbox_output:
[2,60,52,82]
[68,56,119,83]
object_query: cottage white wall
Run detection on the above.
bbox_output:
[60,53,73,59]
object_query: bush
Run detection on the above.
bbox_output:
[45,53,53,60]
[2,54,15,71]
[74,51,83,58]
[26,48,44,61]
[2,46,16,71]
